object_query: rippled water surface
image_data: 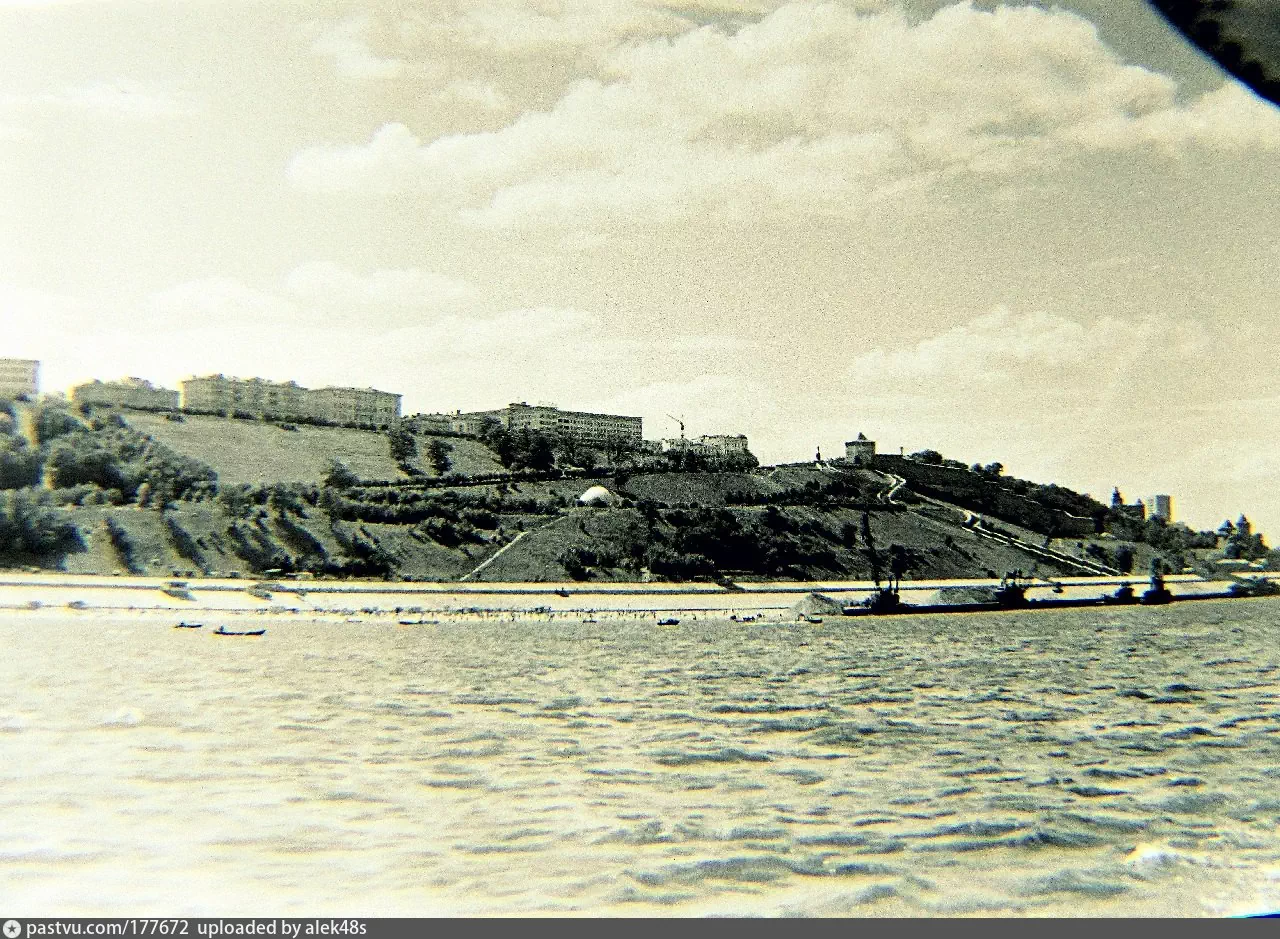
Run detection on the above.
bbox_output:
[4,601,1280,916]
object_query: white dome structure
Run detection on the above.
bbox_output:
[577,485,618,507]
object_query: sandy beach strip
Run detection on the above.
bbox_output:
[0,570,1253,620]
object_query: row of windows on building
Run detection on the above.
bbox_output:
[410,402,646,444]
[68,374,402,427]
[0,358,39,399]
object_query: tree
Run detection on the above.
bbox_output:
[526,435,555,471]
[983,462,1004,477]
[388,428,417,464]
[910,449,943,464]
[1111,488,1124,509]
[323,459,359,488]
[426,439,453,475]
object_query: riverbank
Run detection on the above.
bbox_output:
[0,570,1264,619]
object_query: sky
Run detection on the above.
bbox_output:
[2,0,1279,536]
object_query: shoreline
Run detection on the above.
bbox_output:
[0,569,1262,618]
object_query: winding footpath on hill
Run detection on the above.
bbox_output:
[867,466,1117,577]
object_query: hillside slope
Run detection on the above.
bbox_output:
[2,400,1250,582]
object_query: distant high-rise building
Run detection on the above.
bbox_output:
[0,358,39,399]
[1145,494,1173,522]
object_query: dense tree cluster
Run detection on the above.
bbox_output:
[46,418,216,504]
[0,489,83,563]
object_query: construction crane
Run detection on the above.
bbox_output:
[666,413,686,440]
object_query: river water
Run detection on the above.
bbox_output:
[3,601,1280,917]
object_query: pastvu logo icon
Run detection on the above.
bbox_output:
[3,920,21,939]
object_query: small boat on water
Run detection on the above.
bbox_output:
[657,617,680,626]
[174,621,203,629]
[213,626,266,636]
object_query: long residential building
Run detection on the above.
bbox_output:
[0,358,39,399]
[181,375,309,418]
[179,374,401,427]
[71,377,179,411]
[661,433,750,456]
[307,386,401,426]
[430,402,643,444]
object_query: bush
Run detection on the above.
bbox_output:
[164,513,208,573]
[323,459,360,488]
[105,517,142,573]
[34,405,82,445]
[0,490,84,563]
[0,439,42,490]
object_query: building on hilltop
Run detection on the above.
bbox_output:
[71,377,179,411]
[405,411,491,436]
[502,402,642,444]
[1145,494,1173,522]
[180,374,309,419]
[428,402,643,445]
[0,358,39,399]
[179,374,401,427]
[661,433,750,455]
[845,432,876,465]
[306,386,401,427]
[696,434,749,455]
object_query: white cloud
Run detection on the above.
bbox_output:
[843,306,1225,414]
[288,2,1280,227]
[311,15,404,81]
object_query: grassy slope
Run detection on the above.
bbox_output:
[125,412,408,485]
[58,506,127,575]
[415,434,506,478]
[126,412,507,485]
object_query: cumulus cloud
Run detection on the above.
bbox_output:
[311,15,404,81]
[287,2,1280,226]
[843,306,1224,413]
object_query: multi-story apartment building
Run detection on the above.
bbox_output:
[504,403,641,443]
[71,378,180,411]
[661,434,751,455]
[697,434,749,455]
[0,358,39,399]
[181,375,309,418]
[307,386,401,426]
[409,412,491,436]
[440,402,643,444]
[180,374,401,427]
